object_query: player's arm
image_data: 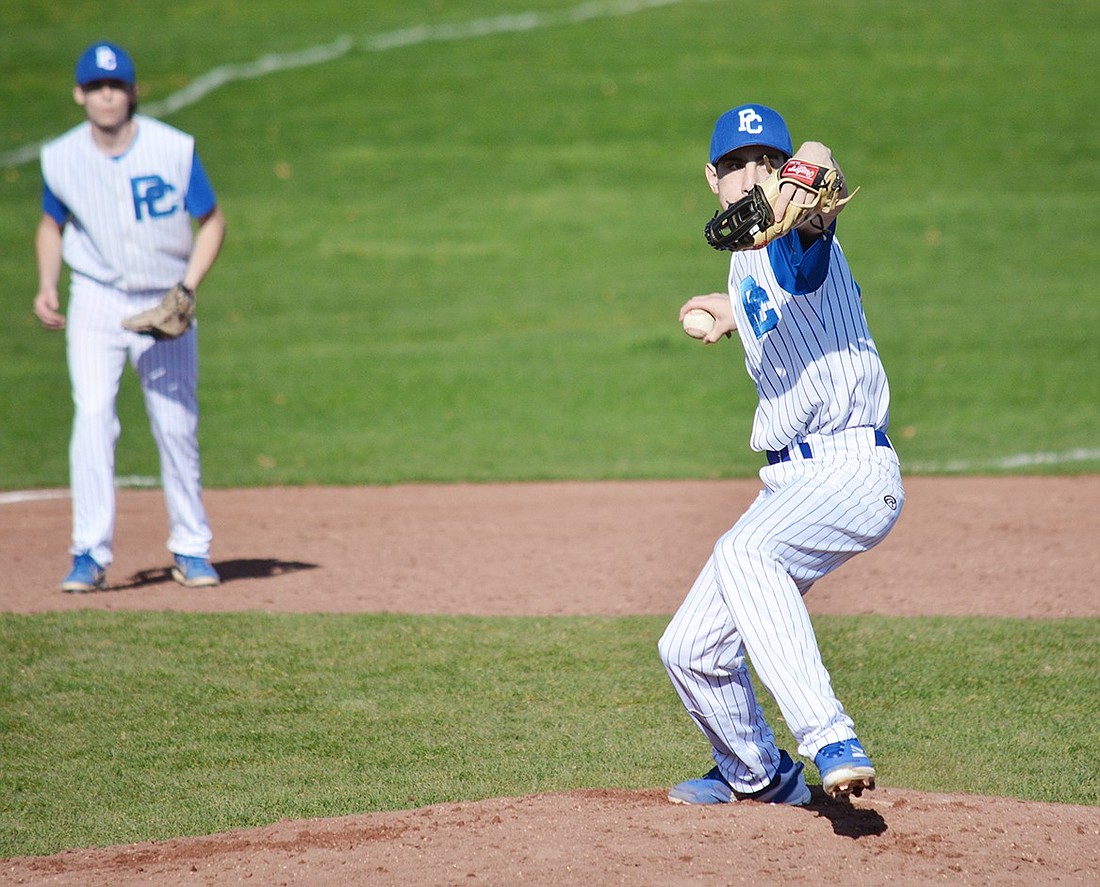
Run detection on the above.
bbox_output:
[33,213,66,330]
[794,141,849,235]
[180,149,225,292]
[772,141,851,244]
[182,205,226,291]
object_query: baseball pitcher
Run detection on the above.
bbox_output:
[659,103,904,805]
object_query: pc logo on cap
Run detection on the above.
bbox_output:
[709,104,793,165]
[75,42,136,87]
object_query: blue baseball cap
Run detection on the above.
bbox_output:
[709,104,792,164]
[75,42,136,87]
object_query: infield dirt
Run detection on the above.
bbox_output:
[2,476,1098,885]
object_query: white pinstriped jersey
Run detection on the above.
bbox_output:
[727,233,890,452]
[41,115,207,293]
[40,112,218,567]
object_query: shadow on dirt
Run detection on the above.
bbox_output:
[809,789,888,838]
[106,558,319,590]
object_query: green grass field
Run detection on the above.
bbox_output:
[2,611,1097,856]
[2,0,1098,485]
[1,0,1098,858]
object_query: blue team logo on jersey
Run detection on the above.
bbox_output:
[740,275,778,337]
[131,175,179,220]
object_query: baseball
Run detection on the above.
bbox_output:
[682,308,716,339]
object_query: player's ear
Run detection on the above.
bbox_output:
[73,85,87,107]
[704,163,720,194]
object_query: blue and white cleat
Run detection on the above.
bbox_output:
[815,738,876,798]
[60,551,106,593]
[171,554,221,588]
[669,750,811,806]
[668,766,734,804]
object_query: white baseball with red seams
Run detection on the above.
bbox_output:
[681,307,715,339]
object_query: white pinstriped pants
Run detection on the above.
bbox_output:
[658,432,903,792]
[65,275,213,567]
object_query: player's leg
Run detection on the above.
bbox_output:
[65,277,129,572]
[133,327,216,585]
[659,547,809,804]
[712,456,902,791]
[660,555,777,779]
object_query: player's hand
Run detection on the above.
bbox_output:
[773,141,849,232]
[33,288,66,330]
[679,293,736,344]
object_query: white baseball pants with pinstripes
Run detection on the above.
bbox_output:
[658,433,903,794]
[65,274,213,568]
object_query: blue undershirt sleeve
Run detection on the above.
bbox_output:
[766,223,837,294]
[184,150,217,218]
[41,183,68,226]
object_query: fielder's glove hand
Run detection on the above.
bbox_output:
[122,282,196,338]
[704,159,857,251]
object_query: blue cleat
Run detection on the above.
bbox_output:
[815,738,876,798]
[60,551,106,593]
[669,750,810,806]
[171,554,220,588]
[668,766,734,804]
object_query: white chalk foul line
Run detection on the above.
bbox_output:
[3,449,1097,505]
[905,447,1100,474]
[1,0,692,169]
[0,489,69,505]
[0,475,160,505]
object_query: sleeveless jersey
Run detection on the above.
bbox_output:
[41,115,212,292]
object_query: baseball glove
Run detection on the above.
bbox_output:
[704,159,856,251]
[121,283,196,338]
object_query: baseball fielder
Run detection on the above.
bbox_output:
[33,42,226,591]
[658,104,904,804]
